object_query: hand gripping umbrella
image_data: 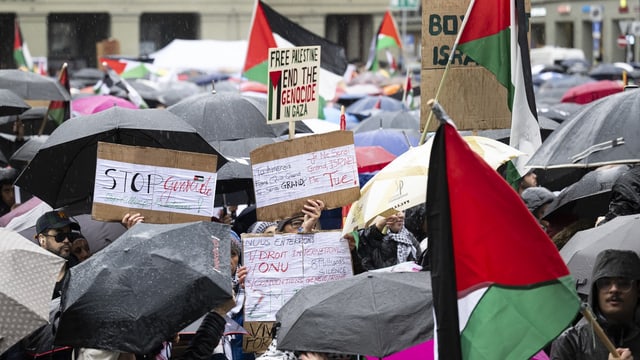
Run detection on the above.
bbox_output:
[0,228,65,354]
[15,107,227,212]
[54,221,233,354]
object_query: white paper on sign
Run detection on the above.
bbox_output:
[93,158,217,216]
[252,144,358,207]
[243,231,353,322]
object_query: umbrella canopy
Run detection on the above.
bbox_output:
[561,80,624,104]
[344,136,522,231]
[15,107,226,211]
[275,271,433,358]
[0,228,65,354]
[9,135,49,169]
[157,81,202,106]
[560,214,640,295]
[527,88,640,170]
[352,110,419,133]
[346,95,409,116]
[54,221,233,354]
[537,102,584,123]
[211,137,279,196]
[588,63,629,81]
[0,70,71,101]
[354,129,420,156]
[534,75,594,106]
[0,89,31,117]
[355,146,396,173]
[168,92,277,141]
[71,95,137,115]
[542,164,630,221]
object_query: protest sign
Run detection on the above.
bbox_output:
[242,231,353,322]
[267,46,320,124]
[242,321,275,354]
[92,142,218,223]
[421,0,512,131]
[250,131,360,221]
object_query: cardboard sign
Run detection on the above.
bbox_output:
[267,46,320,124]
[242,321,275,354]
[421,0,514,131]
[242,231,353,322]
[250,131,360,221]
[92,142,218,223]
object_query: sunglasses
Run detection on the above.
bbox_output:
[596,277,635,292]
[43,232,73,243]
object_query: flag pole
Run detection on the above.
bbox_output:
[580,304,621,358]
[39,62,67,136]
[419,0,477,145]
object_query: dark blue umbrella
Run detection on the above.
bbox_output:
[354,128,420,156]
[346,95,408,116]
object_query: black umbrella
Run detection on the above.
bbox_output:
[0,89,31,116]
[527,88,640,171]
[276,271,433,358]
[0,70,71,101]
[0,106,57,137]
[15,107,226,211]
[54,221,233,354]
[542,164,629,221]
[211,137,278,196]
[588,63,628,81]
[157,81,202,106]
[352,110,419,133]
[560,214,640,295]
[9,135,48,169]
[168,92,277,141]
[537,102,584,123]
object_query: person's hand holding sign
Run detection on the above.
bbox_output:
[301,199,325,233]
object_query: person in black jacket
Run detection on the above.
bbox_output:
[551,249,640,359]
[356,211,421,271]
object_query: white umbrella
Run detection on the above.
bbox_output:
[343,136,523,233]
[0,228,65,353]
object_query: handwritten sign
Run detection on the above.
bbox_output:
[243,231,353,322]
[250,131,360,221]
[242,321,275,353]
[267,46,320,124]
[92,142,218,223]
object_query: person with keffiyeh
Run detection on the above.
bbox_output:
[355,211,422,271]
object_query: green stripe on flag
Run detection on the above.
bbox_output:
[376,36,400,50]
[458,29,511,93]
[244,61,269,84]
[460,276,579,359]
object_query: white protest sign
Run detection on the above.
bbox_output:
[243,231,353,322]
[267,46,320,124]
[252,144,357,208]
[94,158,217,216]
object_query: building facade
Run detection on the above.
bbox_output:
[530,0,640,64]
[0,0,423,74]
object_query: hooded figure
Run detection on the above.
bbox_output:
[550,249,640,359]
[602,166,640,224]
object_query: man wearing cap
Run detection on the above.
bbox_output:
[550,249,640,359]
[35,210,80,299]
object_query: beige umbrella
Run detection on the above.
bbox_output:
[0,228,65,354]
[343,136,524,233]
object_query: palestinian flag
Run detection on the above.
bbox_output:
[365,10,402,71]
[427,110,580,359]
[47,63,71,126]
[456,0,541,183]
[243,0,348,102]
[101,64,149,109]
[13,18,33,71]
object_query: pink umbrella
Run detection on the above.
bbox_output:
[365,340,549,360]
[72,95,137,115]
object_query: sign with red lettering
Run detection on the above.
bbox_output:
[242,231,353,322]
[250,131,361,221]
[267,46,320,124]
[92,142,218,224]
